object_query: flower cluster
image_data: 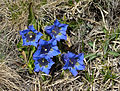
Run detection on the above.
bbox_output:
[19,19,85,76]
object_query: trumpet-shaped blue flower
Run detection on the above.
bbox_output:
[33,38,60,58]
[19,25,43,47]
[44,19,68,41]
[33,56,54,74]
[62,51,85,76]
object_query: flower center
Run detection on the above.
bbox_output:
[38,59,48,66]
[29,35,33,38]
[52,26,61,36]
[25,31,36,42]
[42,60,44,62]
[69,60,74,64]
[44,48,47,51]
[69,58,77,67]
[52,30,57,33]
[41,44,51,54]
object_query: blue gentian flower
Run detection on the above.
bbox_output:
[62,51,85,76]
[19,25,43,47]
[33,38,60,58]
[44,19,68,41]
[33,56,54,74]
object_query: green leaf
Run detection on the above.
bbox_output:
[103,70,117,82]
[85,71,91,82]
[41,75,46,81]
[103,40,109,54]
[88,55,97,61]
[29,46,36,59]
[103,28,107,34]
[91,70,94,82]
[75,0,79,3]
[115,28,120,39]
[19,55,24,59]
[81,40,85,52]
[110,33,116,40]
[18,48,22,51]
[17,39,23,48]
[108,51,120,57]
[85,53,100,62]
[41,33,51,41]
[28,58,34,73]
[84,53,96,59]
[68,0,74,6]
[88,42,93,47]
[28,2,37,29]
[61,69,65,78]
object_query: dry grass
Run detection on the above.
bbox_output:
[0,0,120,91]
[0,62,25,91]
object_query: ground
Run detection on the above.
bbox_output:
[0,0,120,91]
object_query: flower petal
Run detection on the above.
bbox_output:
[75,64,85,70]
[56,34,67,41]
[45,25,54,31]
[38,39,48,46]
[33,49,41,57]
[67,51,76,58]
[47,60,54,69]
[45,25,54,36]
[51,39,57,45]
[54,19,60,26]
[59,24,68,32]
[34,64,41,72]
[42,67,50,74]
[60,30,67,35]
[63,60,69,70]
[77,53,84,64]
[28,25,35,31]
[19,29,29,35]
[47,50,60,57]
[69,68,78,76]
[35,32,43,41]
